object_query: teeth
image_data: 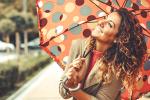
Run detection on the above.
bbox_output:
[95,26,101,32]
[95,26,103,34]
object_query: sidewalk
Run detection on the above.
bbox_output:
[7,62,149,100]
[7,62,72,100]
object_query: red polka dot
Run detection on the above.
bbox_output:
[45,10,50,13]
[75,0,84,6]
[83,29,91,37]
[40,18,47,28]
[87,15,96,21]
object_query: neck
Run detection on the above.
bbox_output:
[95,40,112,52]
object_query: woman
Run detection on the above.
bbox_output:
[59,8,147,100]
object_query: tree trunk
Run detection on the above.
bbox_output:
[24,31,28,55]
[6,34,10,53]
[2,34,7,42]
[16,32,20,54]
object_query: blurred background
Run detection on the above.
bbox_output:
[0,0,54,99]
[0,0,149,100]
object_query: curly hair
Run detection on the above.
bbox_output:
[86,8,147,91]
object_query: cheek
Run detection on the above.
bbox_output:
[91,29,102,37]
[104,31,117,41]
[105,29,117,37]
[108,33,117,42]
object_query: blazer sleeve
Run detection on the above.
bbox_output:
[90,75,122,100]
[59,39,81,99]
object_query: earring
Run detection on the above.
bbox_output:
[113,40,117,43]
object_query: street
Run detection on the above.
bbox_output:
[7,62,72,100]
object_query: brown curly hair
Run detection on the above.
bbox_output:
[85,8,147,91]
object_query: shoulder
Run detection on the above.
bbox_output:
[71,38,86,45]
[71,38,88,49]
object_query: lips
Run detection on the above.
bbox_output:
[95,26,103,34]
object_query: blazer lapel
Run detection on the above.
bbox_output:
[84,59,103,89]
[80,40,91,84]
[80,39,103,89]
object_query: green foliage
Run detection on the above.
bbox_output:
[4,9,20,18]
[0,0,38,33]
[21,12,35,29]
[0,53,51,97]
[0,0,13,4]
[0,18,16,34]
[0,53,50,72]
[7,12,26,32]
[4,9,38,32]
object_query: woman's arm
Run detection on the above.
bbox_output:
[59,40,81,99]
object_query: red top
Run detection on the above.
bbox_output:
[85,50,103,80]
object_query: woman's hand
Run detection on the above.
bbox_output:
[65,67,79,88]
[72,57,86,83]
[65,57,86,88]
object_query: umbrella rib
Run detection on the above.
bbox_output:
[89,0,109,14]
[122,0,128,8]
[40,16,103,46]
[141,26,150,38]
[115,0,121,8]
[129,9,150,12]
[135,11,150,15]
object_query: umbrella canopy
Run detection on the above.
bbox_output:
[36,0,105,68]
[36,0,150,99]
[91,0,150,37]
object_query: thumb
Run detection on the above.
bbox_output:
[81,58,86,63]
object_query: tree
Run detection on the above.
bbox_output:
[7,11,26,54]
[21,12,35,55]
[0,18,16,52]
[0,0,38,54]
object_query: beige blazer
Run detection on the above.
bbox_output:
[59,39,122,100]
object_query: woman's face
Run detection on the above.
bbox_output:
[92,12,122,44]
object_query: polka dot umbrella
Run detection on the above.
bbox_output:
[36,0,150,99]
[36,0,105,68]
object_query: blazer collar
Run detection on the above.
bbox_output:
[81,39,103,89]
[84,59,103,89]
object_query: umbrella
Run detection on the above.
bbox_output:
[36,0,105,68]
[36,0,150,99]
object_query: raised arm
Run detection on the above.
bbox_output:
[59,39,81,99]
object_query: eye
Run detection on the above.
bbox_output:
[103,16,107,19]
[108,23,112,28]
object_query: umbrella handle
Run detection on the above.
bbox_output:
[83,48,92,58]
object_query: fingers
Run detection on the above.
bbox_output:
[73,58,85,70]
[74,56,85,61]
[66,67,78,81]
[72,57,85,65]
[65,67,78,87]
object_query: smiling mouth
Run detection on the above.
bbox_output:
[95,26,103,34]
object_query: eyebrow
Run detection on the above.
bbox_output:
[109,20,116,28]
